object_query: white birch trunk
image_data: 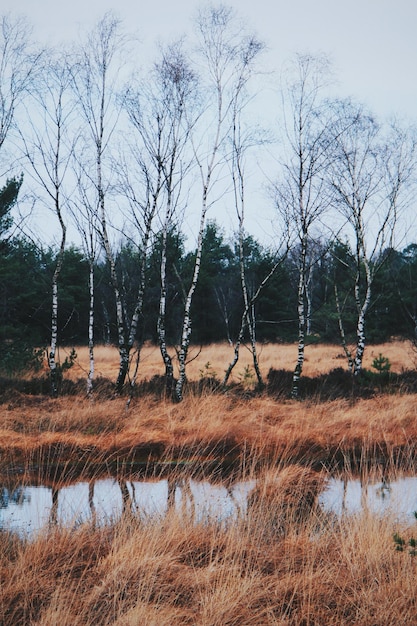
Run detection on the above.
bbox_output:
[353,258,372,376]
[87,260,95,396]
[49,195,66,397]
[291,268,306,399]
[291,233,307,398]
[175,187,208,401]
[157,224,175,394]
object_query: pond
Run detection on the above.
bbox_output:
[0,477,256,535]
[2,474,417,536]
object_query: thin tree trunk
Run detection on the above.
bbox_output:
[98,160,130,393]
[223,310,248,387]
[157,181,175,395]
[306,262,313,336]
[225,163,264,389]
[334,283,354,372]
[238,225,264,389]
[291,234,307,399]
[353,269,371,375]
[248,302,264,389]
[49,202,66,398]
[175,190,208,402]
[49,277,60,397]
[87,259,95,395]
[352,228,372,376]
[158,225,175,395]
[126,210,155,398]
[223,256,284,388]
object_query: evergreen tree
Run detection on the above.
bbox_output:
[0,238,49,374]
[0,175,22,245]
[191,221,234,344]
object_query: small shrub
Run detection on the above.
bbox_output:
[372,353,391,375]
[199,361,217,381]
[393,532,417,555]
[198,361,219,392]
[238,365,255,389]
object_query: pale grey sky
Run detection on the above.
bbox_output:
[2,0,416,247]
[3,0,416,120]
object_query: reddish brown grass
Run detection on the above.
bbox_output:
[1,388,417,476]
[55,339,414,383]
[1,464,417,625]
[1,341,417,624]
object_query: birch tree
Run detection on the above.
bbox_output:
[175,5,264,401]
[69,160,100,395]
[328,101,417,375]
[123,41,197,395]
[20,54,76,396]
[274,54,335,398]
[0,14,40,154]
[111,145,157,392]
[71,13,131,393]
[223,97,287,389]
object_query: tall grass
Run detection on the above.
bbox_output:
[1,458,417,625]
[2,390,417,477]
[58,339,414,384]
[1,341,417,623]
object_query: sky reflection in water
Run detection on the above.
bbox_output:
[2,475,417,536]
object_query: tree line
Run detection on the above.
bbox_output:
[0,8,416,399]
[2,215,417,375]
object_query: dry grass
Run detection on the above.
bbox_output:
[1,462,417,625]
[55,339,414,383]
[1,341,417,623]
[2,388,417,478]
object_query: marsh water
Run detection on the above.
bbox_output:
[0,477,257,535]
[2,474,417,536]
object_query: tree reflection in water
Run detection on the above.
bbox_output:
[2,474,417,537]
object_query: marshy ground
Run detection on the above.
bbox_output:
[1,341,417,625]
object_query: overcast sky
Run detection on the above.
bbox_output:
[3,0,417,121]
[2,0,416,246]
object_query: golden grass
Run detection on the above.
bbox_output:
[2,388,417,477]
[1,341,417,624]
[57,339,415,383]
[1,462,417,625]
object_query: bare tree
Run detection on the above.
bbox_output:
[0,14,40,154]
[174,5,264,401]
[274,54,335,398]
[222,89,288,389]
[328,101,417,375]
[70,13,131,393]
[20,54,76,396]
[111,143,158,394]
[69,157,100,395]
[123,40,198,396]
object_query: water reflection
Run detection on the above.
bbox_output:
[0,477,256,536]
[2,474,417,536]
[0,486,30,509]
[319,476,417,519]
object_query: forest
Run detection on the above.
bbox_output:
[4,7,417,625]
[3,218,417,358]
[0,6,416,401]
